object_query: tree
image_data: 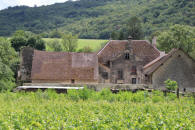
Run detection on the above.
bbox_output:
[49,30,62,38]
[111,31,119,40]
[27,36,45,50]
[0,37,18,91]
[11,30,45,51]
[47,40,63,52]
[111,16,144,40]
[61,34,78,52]
[10,30,27,51]
[157,24,195,54]
[126,16,144,40]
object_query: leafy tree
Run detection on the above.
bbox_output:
[49,30,62,38]
[10,30,27,51]
[0,37,18,91]
[126,16,144,40]
[157,24,195,54]
[61,34,78,52]
[28,36,46,50]
[47,40,63,52]
[11,30,45,51]
[111,16,144,40]
[111,31,119,40]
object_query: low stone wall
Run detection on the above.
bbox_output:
[23,83,152,91]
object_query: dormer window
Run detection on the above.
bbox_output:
[125,53,130,60]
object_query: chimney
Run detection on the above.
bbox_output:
[128,35,133,43]
[127,35,133,52]
[152,36,157,48]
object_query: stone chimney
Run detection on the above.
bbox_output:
[152,36,157,48]
[128,35,133,43]
[127,35,133,52]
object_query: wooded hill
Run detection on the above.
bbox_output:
[0,0,194,39]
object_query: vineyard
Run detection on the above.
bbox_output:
[0,88,194,129]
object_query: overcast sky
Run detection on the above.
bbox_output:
[0,0,69,10]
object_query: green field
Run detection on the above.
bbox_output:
[0,89,194,129]
[43,38,108,52]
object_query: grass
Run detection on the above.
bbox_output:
[0,89,194,129]
[43,38,108,52]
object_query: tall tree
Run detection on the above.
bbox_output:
[157,24,195,55]
[47,40,63,52]
[61,34,78,52]
[0,37,18,91]
[126,16,144,40]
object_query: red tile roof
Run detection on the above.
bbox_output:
[31,50,98,81]
[98,40,161,65]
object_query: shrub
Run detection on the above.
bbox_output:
[78,86,92,100]
[164,79,178,91]
[152,96,163,103]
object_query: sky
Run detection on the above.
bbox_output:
[0,0,69,10]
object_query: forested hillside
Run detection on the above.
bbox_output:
[0,0,194,39]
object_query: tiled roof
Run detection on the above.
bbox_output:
[98,40,161,65]
[143,48,178,75]
[31,50,98,81]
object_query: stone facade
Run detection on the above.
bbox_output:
[144,49,195,92]
[18,41,195,92]
[98,39,160,84]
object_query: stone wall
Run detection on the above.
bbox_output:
[152,50,195,92]
[19,47,34,82]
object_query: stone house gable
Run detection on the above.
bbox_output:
[144,49,195,92]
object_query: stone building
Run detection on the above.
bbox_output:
[19,48,98,84]
[97,37,162,84]
[144,49,195,92]
[19,38,195,91]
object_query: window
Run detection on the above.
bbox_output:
[125,53,130,60]
[71,79,75,84]
[132,78,136,84]
[118,70,123,80]
[107,60,110,67]
[102,72,108,79]
[131,66,137,75]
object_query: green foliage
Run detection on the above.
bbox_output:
[0,90,194,129]
[77,46,93,52]
[47,40,63,52]
[157,24,195,54]
[49,30,62,38]
[0,0,194,39]
[164,79,178,91]
[61,34,78,52]
[0,38,18,91]
[11,30,46,51]
[28,36,46,50]
[111,16,144,40]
